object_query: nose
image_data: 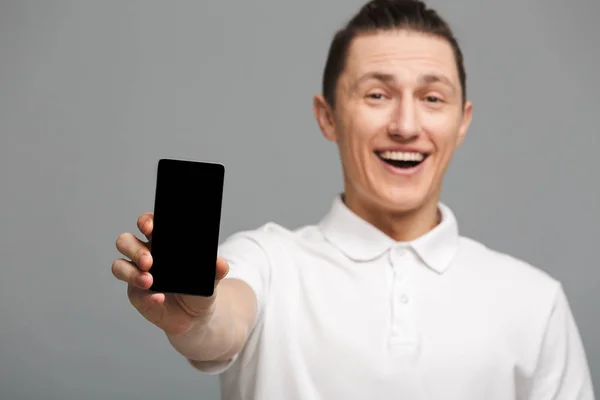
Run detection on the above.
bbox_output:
[387,98,421,141]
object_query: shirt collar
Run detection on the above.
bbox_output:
[318,195,460,274]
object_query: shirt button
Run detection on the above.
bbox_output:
[399,294,409,304]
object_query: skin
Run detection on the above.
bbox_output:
[314,29,473,241]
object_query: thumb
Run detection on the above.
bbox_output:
[215,256,229,282]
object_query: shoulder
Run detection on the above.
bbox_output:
[218,221,321,257]
[457,235,561,302]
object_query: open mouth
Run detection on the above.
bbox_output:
[375,150,429,169]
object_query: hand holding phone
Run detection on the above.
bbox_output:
[112,158,228,335]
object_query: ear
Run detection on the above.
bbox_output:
[313,94,338,142]
[456,100,473,148]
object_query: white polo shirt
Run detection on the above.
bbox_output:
[201,195,595,400]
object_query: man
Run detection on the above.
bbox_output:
[112,0,595,399]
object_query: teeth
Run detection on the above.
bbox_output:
[379,151,425,162]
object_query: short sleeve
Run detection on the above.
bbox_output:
[528,284,595,399]
[217,230,272,320]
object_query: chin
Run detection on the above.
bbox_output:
[370,189,429,214]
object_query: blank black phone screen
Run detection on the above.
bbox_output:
[149,158,224,297]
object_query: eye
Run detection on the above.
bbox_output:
[425,95,442,103]
[366,92,386,100]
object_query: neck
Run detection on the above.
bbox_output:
[342,193,441,242]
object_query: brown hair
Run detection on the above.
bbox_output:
[322,0,466,108]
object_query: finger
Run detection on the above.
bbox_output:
[112,258,153,289]
[115,232,152,271]
[127,286,167,325]
[215,256,229,281]
[127,285,164,308]
[137,213,154,241]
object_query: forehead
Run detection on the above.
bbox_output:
[342,30,459,84]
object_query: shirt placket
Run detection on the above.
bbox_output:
[388,245,418,350]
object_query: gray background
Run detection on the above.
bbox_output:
[0,0,598,399]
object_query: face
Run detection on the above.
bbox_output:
[314,30,472,216]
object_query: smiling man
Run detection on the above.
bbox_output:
[112,1,595,399]
[313,17,471,242]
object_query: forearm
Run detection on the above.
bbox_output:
[165,279,257,362]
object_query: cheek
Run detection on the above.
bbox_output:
[424,114,462,152]
[342,105,388,145]
[338,111,384,167]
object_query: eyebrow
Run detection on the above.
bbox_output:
[350,71,457,94]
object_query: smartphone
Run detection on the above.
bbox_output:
[149,158,225,297]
